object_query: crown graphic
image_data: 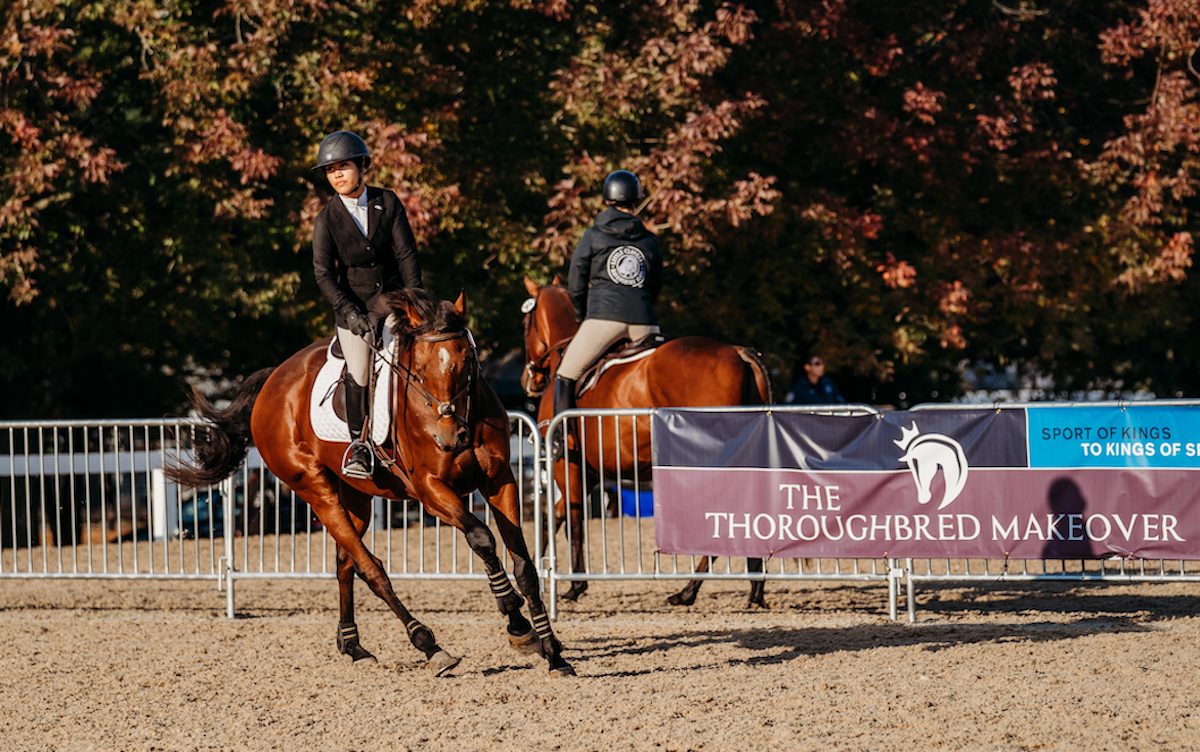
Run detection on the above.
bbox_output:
[893,422,920,450]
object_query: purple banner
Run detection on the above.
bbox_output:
[651,408,1200,560]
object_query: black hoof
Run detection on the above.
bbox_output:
[562,583,588,602]
[667,591,697,607]
[549,661,577,678]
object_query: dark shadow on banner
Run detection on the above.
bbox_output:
[1042,476,1098,559]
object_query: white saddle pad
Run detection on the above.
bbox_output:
[578,348,657,397]
[309,335,394,446]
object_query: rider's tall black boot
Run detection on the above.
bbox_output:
[550,377,576,461]
[342,378,373,479]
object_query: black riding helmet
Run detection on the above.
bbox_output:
[602,170,643,206]
[313,130,371,171]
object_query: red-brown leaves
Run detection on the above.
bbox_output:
[1093,1,1199,293]
[1,4,130,303]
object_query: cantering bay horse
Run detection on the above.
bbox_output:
[168,288,573,677]
[520,275,774,607]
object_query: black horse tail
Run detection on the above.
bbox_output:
[736,347,774,406]
[164,368,275,488]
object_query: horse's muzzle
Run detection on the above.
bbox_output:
[521,364,548,400]
[435,425,471,453]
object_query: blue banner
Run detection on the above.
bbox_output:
[1027,405,1200,468]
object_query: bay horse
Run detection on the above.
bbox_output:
[167,288,573,677]
[520,275,774,607]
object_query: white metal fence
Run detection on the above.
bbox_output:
[541,405,905,619]
[0,413,544,618]
[0,419,221,580]
[7,404,1199,622]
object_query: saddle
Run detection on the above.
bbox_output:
[576,333,670,397]
[325,339,351,421]
[309,334,394,446]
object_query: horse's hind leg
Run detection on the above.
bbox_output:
[335,543,377,663]
[746,557,768,609]
[668,556,713,606]
[668,556,769,607]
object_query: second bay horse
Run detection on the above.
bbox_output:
[520,275,774,607]
[167,288,573,677]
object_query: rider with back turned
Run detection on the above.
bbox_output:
[311,130,423,478]
[550,170,663,457]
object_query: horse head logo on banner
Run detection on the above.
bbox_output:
[894,422,970,510]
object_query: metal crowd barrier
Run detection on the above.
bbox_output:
[899,400,1200,622]
[9,403,1199,623]
[0,413,542,619]
[541,404,903,619]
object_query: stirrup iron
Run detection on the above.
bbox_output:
[341,440,375,480]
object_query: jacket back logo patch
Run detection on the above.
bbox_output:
[607,245,647,288]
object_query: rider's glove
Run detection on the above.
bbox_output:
[345,309,372,339]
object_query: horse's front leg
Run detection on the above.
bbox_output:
[319,479,460,675]
[538,473,568,567]
[483,469,575,678]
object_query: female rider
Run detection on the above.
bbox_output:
[551,169,663,458]
[312,130,423,478]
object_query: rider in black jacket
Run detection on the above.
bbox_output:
[552,170,663,457]
[311,130,423,478]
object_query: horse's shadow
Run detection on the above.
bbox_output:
[564,584,1200,677]
[569,617,1156,677]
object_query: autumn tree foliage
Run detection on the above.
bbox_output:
[1,0,1197,417]
[689,0,1200,402]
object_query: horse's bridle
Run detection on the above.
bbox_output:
[391,329,477,430]
[361,327,476,486]
[522,295,572,398]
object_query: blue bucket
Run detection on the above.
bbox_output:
[620,489,654,517]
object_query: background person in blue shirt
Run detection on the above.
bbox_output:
[785,353,845,405]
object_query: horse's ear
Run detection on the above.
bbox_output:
[551,274,563,286]
[452,289,467,318]
[523,275,540,297]
[402,303,424,329]
[391,295,424,329]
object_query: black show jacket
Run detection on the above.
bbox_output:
[312,186,423,326]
